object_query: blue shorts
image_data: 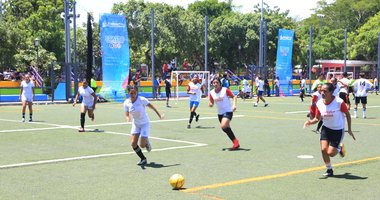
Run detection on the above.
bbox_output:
[189,101,200,109]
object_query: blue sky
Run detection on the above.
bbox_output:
[75,0,333,25]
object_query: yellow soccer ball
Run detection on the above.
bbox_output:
[169,174,185,189]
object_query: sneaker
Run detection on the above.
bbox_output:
[322,169,334,177]
[354,115,358,118]
[78,128,85,132]
[363,115,366,119]
[21,118,25,122]
[137,158,147,166]
[29,119,33,122]
[254,103,258,107]
[187,124,191,129]
[312,129,320,134]
[146,140,152,152]
[264,103,269,107]
[230,139,240,150]
[339,143,346,157]
[195,114,200,122]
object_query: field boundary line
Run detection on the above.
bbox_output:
[183,155,380,193]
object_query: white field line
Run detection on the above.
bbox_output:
[285,105,380,114]
[0,143,207,170]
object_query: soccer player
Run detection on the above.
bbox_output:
[299,76,306,102]
[208,77,240,150]
[311,73,325,92]
[164,76,171,107]
[337,72,350,109]
[352,73,373,118]
[254,77,268,107]
[19,74,35,122]
[374,76,378,95]
[308,83,323,133]
[73,79,97,132]
[187,74,203,128]
[123,85,164,166]
[304,83,355,177]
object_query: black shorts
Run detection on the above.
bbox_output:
[348,86,354,93]
[218,112,233,122]
[165,89,171,98]
[320,126,344,148]
[355,96,367,104]
[339,92,349,104]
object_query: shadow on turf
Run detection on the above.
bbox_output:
[140,162,180,170]
[320,173,368,180]
[195,125,215,129]
[87,129,105,133]
[222,147,251,151]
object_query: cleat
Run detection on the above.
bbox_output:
[339,143,346,157]
[28,119,33,122]
[195,114,200,122]
[230,139,240,150]
[137,159,147,166]
[264,103,269,107]
[187,124,191,129]
[146,140,152,152]
[322,169,334,177]
[312,130,320,134]
[363,115,366,119]
[253,103,258,107]
[22,118,25,122]
[78,128,85,132]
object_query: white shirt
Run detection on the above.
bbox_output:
[374,78,378,87]
[123,96,150,125]
[258,80,264,91]
[353,78,373,97]
[316,97,347,130]
[20,80,34,98]
[300,79,306,89]
[338,78,349,93]
[78,86,95,106]
[209,87,234,114]
[187,82,202,102]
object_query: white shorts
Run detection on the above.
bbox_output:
[81,102,94,109]
[131,123,150,138]
[21,95,33,102]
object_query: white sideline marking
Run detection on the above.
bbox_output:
[285,106,380,114]
[0,143,207,170]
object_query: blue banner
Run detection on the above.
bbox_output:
[99,14,130,101]
[275,29,294,96]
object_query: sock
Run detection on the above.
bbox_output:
[133,145,146,160]
[189,112,195,124]
[222,127,236,141]
[29,113,33,120]
[22,113,25,119]
[354,108,357,116]
[326,163,332,170]
[80,113,85,128]
[363,108,366,116]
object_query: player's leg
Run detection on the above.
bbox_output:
[27,100,33,122]
[79,105,87,132]
[219,113,239,150]
[130,125,147,165]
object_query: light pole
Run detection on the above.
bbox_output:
[317,14,325,31]
[34,37,40,68]
[238,44,241,77]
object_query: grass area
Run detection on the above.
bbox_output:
[0,88,43,95]
[0,94,379,199]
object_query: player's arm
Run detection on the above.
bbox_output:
[304,109,321,127]
[32,86,35,101]
[125,111,131,122]
[73,92,80,107]
[147,103,164,119]
[226,88,237,111]
[341,102,355,140]
[19,86,23,100]
[91,92,97,109]
[208,94,214,107]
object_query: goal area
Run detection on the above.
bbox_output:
[170,71,211,103]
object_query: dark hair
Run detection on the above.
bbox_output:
[127,85,138,92]
[343,72,348,77]
[212,77,221,85]
[324,82,335,92]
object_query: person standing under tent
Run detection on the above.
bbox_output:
[208,77,240,150]
[123,85,164,166]
[164,76,172,107]
[337,72,350,109]
[299,76,306,102]
[304,83,355,177]
[254,77,268,107]
[73,79,97,132]
[187,74,204,128]
[373,76,378,95]
[352,73,373,118]
[19,74,35,122]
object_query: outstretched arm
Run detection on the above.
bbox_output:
[148,103,164,119]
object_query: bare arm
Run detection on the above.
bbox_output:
[72,92,80,107]
[125,111,131,122]
[148,103,164,119]
[91,92,97,109]
[231,95,237,112]
[345,110,356,140]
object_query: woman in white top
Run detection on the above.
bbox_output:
[304,83,355,177]
[19,74,35,122]
[73,80,97,132]
[208,77,240,150]
[186,74,204,128]
[124,85,164,166]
